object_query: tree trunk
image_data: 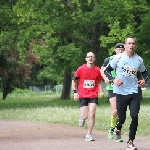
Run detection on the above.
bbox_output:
[90,22,100,63]
[61,69,71,99]
[3,88,9,100]
[2,79,12,100]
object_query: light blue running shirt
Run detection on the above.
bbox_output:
[110,51,146,95]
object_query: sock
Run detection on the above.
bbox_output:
[110,116,116,128]
[128,140,133,144]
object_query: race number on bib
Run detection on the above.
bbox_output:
[83,80,95,88]
[123,66,137,78]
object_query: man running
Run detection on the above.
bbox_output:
[104,37,148,150]
[101,43,124,141]
[72,52,104,141]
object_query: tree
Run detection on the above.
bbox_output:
[13,0,105,99]
[0,41,38,99]
[12,0,150,100]
[136,12,150,68]
[0,1,38,99]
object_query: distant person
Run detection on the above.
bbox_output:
[100,43,124,141]
[104,37,148,150]
[72,52,104,141]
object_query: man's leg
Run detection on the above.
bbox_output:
[115,94,129,142]
[128,93,140,141]
[79,98,89,127]
[86,103,97,135]
[79,98,96,141]
[108,96,117,139]
[126,94,139,150]
[110,96,117,127]
[116,94,129,129]
[80,105,89,120]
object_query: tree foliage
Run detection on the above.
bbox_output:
[0,0,38,99]
[0,0,150,99]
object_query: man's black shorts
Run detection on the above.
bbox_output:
[79,98,98,107]
[108,90,116,99]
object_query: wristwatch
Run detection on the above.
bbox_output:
[73,90,77,94]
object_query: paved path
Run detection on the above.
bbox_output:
[0,120,150,150]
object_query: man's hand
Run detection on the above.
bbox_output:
[138,80,145,88]
[73,93,79,101]
[113,78,123,86]
[100,92,104,97]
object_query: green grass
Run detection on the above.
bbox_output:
[0,91,150,136]
[141,89,150,96]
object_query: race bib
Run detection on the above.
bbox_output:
[83,80,95,88]
[123,66,137,78]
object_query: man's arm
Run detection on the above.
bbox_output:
[72,77,79,100]
[141,69,148,82]
[98,82,104,97]
[138,69,149,88]
[104,64,115,81]
[104,64,123,86]
[100,57,111,84]
[72,77,78,93]
[100,67,109,82]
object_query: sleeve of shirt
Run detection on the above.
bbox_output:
[138,57,146,72]
[109,54,121,69]
[104,64,115,80]
[98,67,103,82]
[74,66,81,78]
[102,57,110,67]
[138,57,149,82]
[104,54,121,80]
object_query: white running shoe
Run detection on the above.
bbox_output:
[79,117,85,127]
[126,140,137,150]
[85,134,95,141]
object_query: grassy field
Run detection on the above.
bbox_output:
[0,90,150,136]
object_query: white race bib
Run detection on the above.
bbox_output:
[123,66,137,78]
[83,80,95,88]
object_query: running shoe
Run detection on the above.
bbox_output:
[108,127,114,139]
[85,134,95,141]
[114,129,123,142]
[79,117,85,127]
[126,140,137,150]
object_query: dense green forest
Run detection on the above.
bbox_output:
[0,0,150,99]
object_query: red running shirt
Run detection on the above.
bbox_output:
[74,64,102,98]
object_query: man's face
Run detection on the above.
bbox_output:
[115,48,124,55]
[124,38,136,53]
[85,52,95,64]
